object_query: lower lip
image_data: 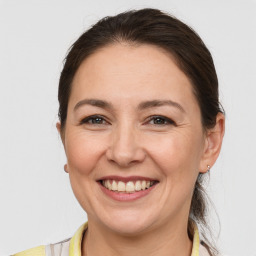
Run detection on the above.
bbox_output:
[99,182,157,202]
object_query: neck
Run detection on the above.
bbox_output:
[82,218,192,256]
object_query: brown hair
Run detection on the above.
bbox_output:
[58,8,223,255]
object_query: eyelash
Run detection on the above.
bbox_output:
[146,115,176,126]
[80,115,176,126]
[80,115,108,125]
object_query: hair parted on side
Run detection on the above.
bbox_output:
[58,8,224,256]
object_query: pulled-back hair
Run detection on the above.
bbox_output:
[58,8,223,256]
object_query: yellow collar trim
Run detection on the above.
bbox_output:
[69,222,200,256]
[69,222,88,256]
[191,227,200,256]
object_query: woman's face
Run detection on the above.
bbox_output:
[62,43,210,234]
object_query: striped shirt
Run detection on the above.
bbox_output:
[13,222,210,256]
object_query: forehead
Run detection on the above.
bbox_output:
[73,43,184,83]
[69,43,198,111]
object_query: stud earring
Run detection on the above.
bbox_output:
[207,165,211,172]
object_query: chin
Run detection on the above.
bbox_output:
[107,221,152,236]
[98,209,158,236]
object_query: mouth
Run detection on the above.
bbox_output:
[98,177,159,194]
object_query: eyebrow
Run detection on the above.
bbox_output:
[138,100,185,113]
[74,99,185,113]
[74,99,113,111]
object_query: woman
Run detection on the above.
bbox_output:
[14,8,225,256]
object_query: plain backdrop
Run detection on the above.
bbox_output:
[0,0,255,255]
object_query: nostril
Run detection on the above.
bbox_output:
[106,147,146,167]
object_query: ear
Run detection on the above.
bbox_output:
[64,163,69,173]
[57,123,68,173]
[199,112,225,173]
[56,122,65,146]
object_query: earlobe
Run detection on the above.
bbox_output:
[200,113,225,173]
[56,122,61,133]
[64,164,69,173]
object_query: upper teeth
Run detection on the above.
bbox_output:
[102,180,154,193]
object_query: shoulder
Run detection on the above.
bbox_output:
[12,239,71,256]
[12,223,87,256]
[12,245,46,256]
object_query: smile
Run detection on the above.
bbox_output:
[100,179,156,193]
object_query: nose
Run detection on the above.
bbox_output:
[106,124,146,167]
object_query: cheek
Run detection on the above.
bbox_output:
[64,130,109,214]
[65,130,107,176]
[146,132,202,172]
[144,130,204,201]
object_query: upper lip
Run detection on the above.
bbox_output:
[97,176,158,183]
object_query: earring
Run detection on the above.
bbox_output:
[207,165,211,172]
[64,164,68,173]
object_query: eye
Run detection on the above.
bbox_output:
[80,115,108,125]
[147,115,176,126]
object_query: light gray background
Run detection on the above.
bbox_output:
[0,0,255,255]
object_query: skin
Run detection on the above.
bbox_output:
[57,43,225,256]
